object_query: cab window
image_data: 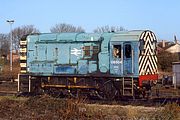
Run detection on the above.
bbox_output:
[113,45,121,58]
[83,45,99,58]
[84,46,90,56]
[125,44,131,58]
[139,39,145,51]
[153,40,157,55]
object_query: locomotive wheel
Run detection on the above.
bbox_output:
[96,80,117,100]
[69,89,80,98]
[43,88,65,98]
[69,89,88,99]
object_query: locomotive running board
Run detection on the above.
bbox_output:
[41,84,99,89]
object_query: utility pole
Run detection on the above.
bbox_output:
[6,20,14,73]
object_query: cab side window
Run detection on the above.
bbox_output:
[84,46,90,57]
[125,44,131,58]
[152,40,157,55]
[139,39,145,55]
[113,45,121,58]
[83,45,99,60]
[139,39,145,51]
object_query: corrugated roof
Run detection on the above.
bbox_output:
[111,30,144,42]
[28,32,103,42]
[27,30,151,42]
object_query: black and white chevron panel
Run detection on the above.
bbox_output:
[139,31,158,75]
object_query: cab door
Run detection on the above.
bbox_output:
[110,43,122,75]
[123,43,133,75]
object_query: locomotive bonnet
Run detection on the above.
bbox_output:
[19,30,158,99]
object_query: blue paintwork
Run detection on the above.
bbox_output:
[78,60,88,74]
[110,41,123,75]
[26,31,145,77]
[98,33,113,73]
[54,65,76,74]
[123,42,132,75]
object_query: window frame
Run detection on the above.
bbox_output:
[113,45,121,58]
[124,44,132,58]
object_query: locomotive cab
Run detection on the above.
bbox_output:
[110,31,140,77]
[109,31,158,97]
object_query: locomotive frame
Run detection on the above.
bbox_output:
[18,30,158,99]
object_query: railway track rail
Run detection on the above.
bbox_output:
[0,80,180,106]
[0,90,17,96]
[0,90,179,106]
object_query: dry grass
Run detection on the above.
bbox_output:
[0,61,20,80]
[0,95,179,120]
[152,103,180,120]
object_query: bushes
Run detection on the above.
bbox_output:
[158,51,179,72]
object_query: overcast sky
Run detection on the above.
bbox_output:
[0,0,180,41]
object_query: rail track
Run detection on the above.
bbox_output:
[0,90,17,96]
[0,90,179,106]
[0,80,180,106]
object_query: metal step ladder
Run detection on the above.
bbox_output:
[18,74,31,93]
[122,77,134,96]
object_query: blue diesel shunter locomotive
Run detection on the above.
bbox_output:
[19,30,158,99]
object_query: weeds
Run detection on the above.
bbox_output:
[152,103,180,120]
[0,95,179,120]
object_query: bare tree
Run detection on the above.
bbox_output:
[50,23,85,33]
[0,34,9,56]
[93,25,126,33]
[11,25,39,50]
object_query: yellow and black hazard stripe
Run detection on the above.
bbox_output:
[20,36,27,73]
